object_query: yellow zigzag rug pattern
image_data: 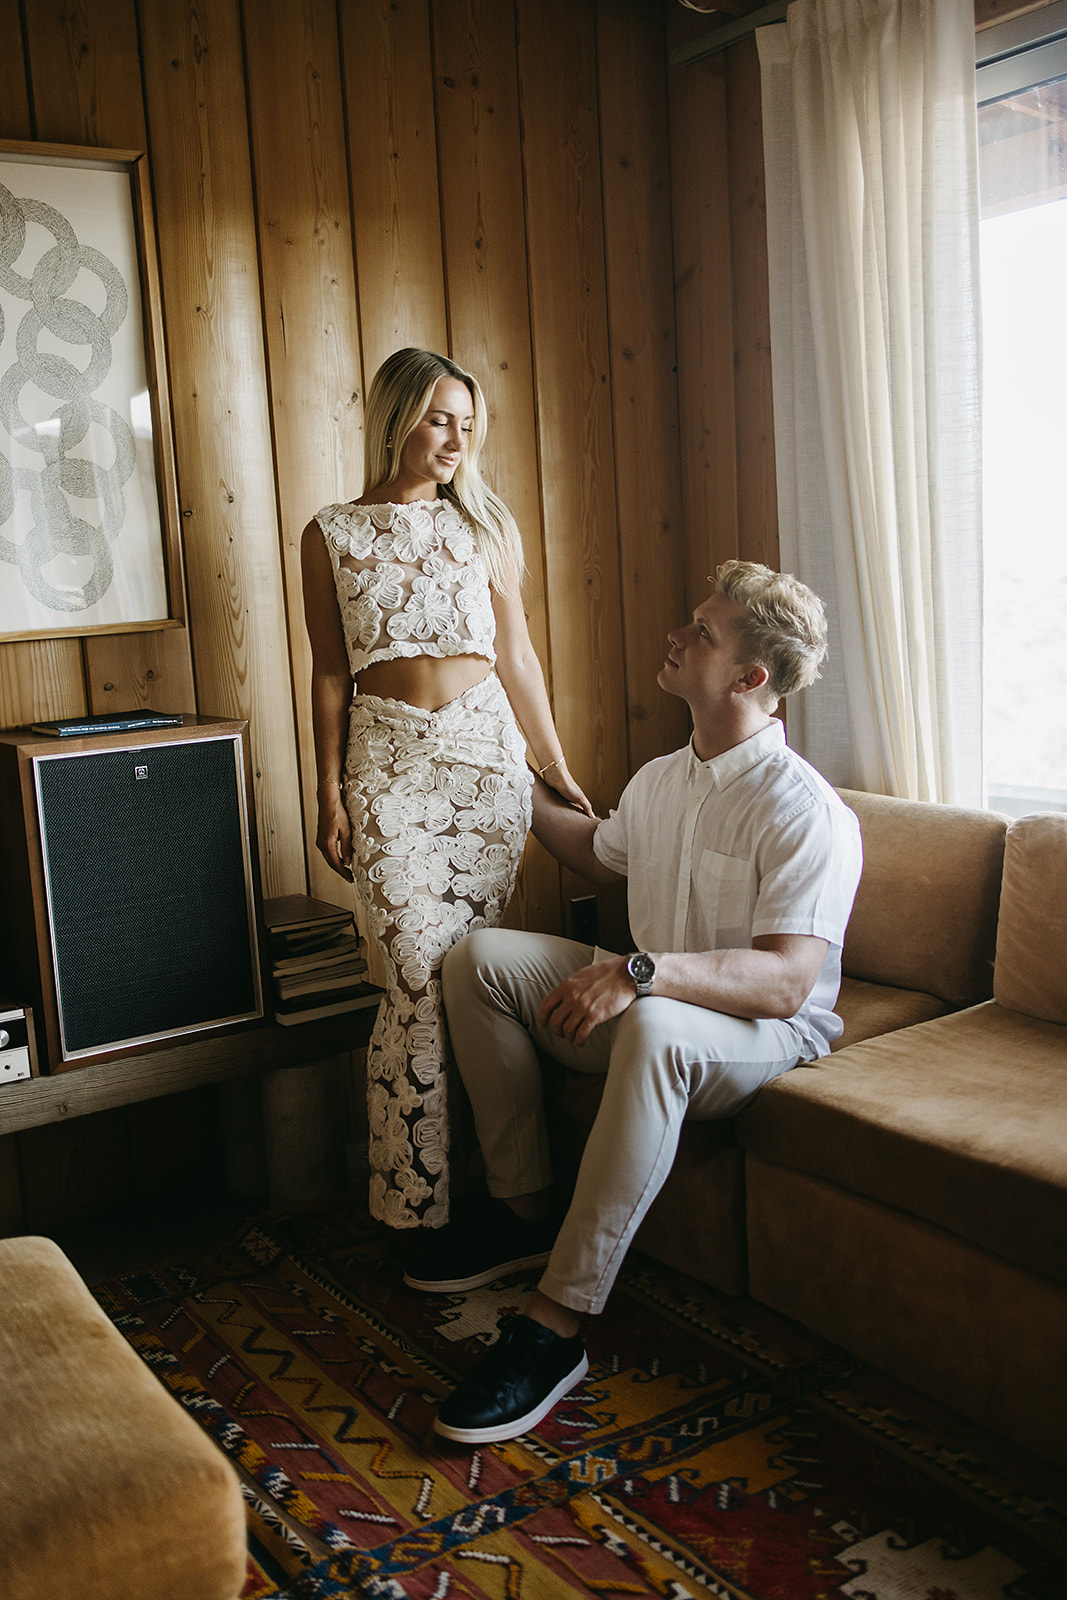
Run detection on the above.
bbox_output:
[91,1206,1067,1599]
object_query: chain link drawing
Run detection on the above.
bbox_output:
[0,177,137,613]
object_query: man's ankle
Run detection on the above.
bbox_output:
[524,1289,581,1342]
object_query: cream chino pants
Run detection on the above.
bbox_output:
[441,928,805,1316]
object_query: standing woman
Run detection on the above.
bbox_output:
[301,348,592,1234]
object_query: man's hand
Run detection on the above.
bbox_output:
[538,956,636,1046]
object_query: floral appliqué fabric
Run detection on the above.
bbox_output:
[344,677,532,1228]
[315,500,531,1229]
[317,499,498,675]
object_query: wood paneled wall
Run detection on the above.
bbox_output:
[1,0,712,943]
[3,0,750,1228]
[666,9,779,600]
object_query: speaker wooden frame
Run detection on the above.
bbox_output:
[0,717,265,1073]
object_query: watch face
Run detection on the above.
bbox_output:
[628,953,655,987]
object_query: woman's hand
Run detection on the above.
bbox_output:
[539,757,595,817]
[316,788,354,881]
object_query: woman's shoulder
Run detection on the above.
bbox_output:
[313,501,377,556]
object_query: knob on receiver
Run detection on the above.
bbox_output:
[0,1006,34,1083]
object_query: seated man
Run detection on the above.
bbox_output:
[406,560,863,1445]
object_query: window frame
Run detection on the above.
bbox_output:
[975,1,1067,817]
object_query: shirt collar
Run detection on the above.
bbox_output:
[686,719,785,788]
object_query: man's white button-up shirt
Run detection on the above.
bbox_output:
[592,720,863,1058]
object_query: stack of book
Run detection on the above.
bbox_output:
[264,895,382,1026]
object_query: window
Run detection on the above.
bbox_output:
[977,4,1067,817]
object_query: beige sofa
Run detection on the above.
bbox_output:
[554,791,1067,1465]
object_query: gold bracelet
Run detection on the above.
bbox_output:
[317,779,342,792]
[538,758,562,777]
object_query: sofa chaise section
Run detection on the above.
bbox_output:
[738,813,1067,1464]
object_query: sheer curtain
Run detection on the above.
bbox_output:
[758,0,983,804]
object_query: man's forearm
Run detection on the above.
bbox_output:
[530,776,623,885]
[540,935,830,1047]
[649,938,829,1022]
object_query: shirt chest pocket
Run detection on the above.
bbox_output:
[695,850,755,945]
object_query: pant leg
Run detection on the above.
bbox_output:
[538,998,805,1315]
[440,927,608,1199]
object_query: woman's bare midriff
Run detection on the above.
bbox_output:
[355,653,493,712]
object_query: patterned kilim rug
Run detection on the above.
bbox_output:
[90,1204,1067,1600]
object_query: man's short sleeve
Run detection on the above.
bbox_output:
[751,799,862,947]
[592,803,629,878]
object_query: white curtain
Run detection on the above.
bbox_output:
[758,0,983,804]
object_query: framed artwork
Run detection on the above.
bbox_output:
[0,140,184,641]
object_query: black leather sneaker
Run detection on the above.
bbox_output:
[434,1314,589,1444]
[403,1202,557,1293]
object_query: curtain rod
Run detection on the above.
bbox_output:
[669,0,790,66]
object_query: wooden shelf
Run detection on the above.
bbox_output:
[0,1010,378,1137]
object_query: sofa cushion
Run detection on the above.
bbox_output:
[833,976,951,1051]
[836,789,1005,1007]
[994,812,1067,1026]
[736,1001,1067,1283]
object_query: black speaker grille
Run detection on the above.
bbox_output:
[36,736,260,1055]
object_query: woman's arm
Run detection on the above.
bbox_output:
[301,521,356,881]
[491,584,595,816]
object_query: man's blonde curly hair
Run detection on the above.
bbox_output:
[713,560,828,709]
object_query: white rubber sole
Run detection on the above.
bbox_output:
[403,1250,553,1294]
[433,1352,590,1444]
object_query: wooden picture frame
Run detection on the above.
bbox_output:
[0,140,184,642]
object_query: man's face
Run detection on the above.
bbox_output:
[658,591,751,710]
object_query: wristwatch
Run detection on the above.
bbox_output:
[626,951,656,998]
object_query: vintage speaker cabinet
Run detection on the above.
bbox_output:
[0,717,265,1073]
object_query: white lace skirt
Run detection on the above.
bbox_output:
[343,674,533,1228]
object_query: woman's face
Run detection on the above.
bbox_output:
[397,377,474,493]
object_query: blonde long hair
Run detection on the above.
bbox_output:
[363,347,525,595]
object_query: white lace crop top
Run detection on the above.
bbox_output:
[316,499,497,676]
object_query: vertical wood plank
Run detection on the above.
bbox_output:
[726,37,779,571]
[515,0,628,830]
[666,47,741,602]
[22,0,144,147]
[138,0,306,894]
[432,0,562,933]
[83,628,196,714]
[340,0,449,381]
[596,0,689,771]
[0,643,86,727]
[242,0,366,914]
[0,1,87,728]
[0,0,31,137]
[22,0,198,714]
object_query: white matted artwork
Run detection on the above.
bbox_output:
[0,141,181,640]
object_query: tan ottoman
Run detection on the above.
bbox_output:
[0,1236,247,1600]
